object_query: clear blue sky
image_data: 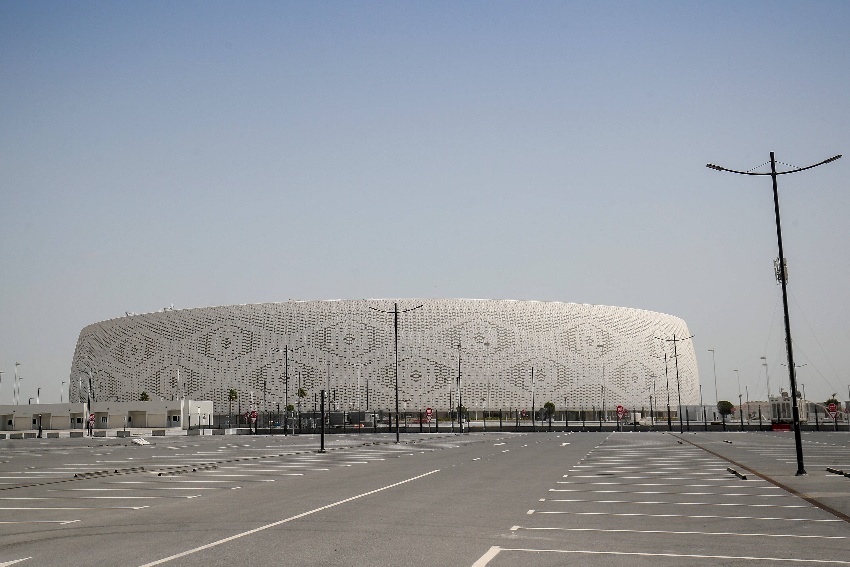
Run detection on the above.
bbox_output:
[2,1,849,406]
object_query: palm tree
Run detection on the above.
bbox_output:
[139,391,150,402]
[228,389,238,427]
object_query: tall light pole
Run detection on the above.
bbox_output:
[760,356,771,400]
[368,301,423,443]
[664,353,671,430]
[597,344,605,424]
[734,369,744,429]
[0,371,4,403]
[14,362,21,405]
[530,366,535,432]
[708,349,719,405]
[657,334,693,433]
[61,381,65,404]
[484,341,491,416]
[708,151,841,475]
[457,343,463,433]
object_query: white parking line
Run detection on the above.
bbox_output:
[509,526,845,539]
[528,510,841,522]
[137,469,440,566]
[0,520,80,528]
[557,481,777,490]
[0,506,148,510]
[550,488,786,497]
[471,546,850,564]
[544,498,808,508]
[0,496,197,500]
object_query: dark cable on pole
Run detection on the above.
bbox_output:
[707,151,841,475]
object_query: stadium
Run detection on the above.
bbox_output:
[69,299,699,420]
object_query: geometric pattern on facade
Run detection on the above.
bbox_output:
[70,299,699,415]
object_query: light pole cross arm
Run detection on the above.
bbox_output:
[707,155,841,176]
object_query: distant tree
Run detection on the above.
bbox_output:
[543,401,556,420]
[825,395,840,407]
[139,391,150,402]
[717,400,734,417]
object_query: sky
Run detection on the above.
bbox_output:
[2,1,849,407]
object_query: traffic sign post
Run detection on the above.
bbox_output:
[616,405,626,431]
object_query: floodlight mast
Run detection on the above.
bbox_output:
[706,151,841,476]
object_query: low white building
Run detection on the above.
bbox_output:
[0,400,213,431]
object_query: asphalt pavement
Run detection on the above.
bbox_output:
[0,430,847,566]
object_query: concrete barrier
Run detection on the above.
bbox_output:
[23,432,37,439]
[70,431,84,438]
[151,429,166,436]
[187,429,201,436]
[93,431,107,437]
[46,432,60,438]
[116,431,131,438]
[211,429,225,435]
[9,433,22,439]
[0,433,6,439]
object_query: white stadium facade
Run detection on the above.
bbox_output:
[70,299,699,418]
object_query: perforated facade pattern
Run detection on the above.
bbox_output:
[69,299,699,415]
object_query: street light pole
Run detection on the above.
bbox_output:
[664,353,671,431]
[735,369,744,429]
[708,348,719,405]
[368,301,423,443]
[657,335,693,433]
[761,356,771,399]
[708,151,841,475]
[14,362,21,405]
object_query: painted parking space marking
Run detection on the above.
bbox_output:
[526,510,842,523]
[543,498,808,508]
[550,488,787,497]
[137,469,441,566]
[471,546,850,565]
[508,526,845,539]
[0,505,149,510]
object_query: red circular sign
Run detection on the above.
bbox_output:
[426,407,433,416]
[828,403,837,412]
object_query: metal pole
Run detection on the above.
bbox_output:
[673,335,684,434]
[531,367,535,433]
[284,346,288,436]
[770,153,805,473]
[664,354,671,431]
[709,349,719,404]
[707,152,842,474]
[457,342,463,434]
[394,303,400,443]
[319,390,326,453]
